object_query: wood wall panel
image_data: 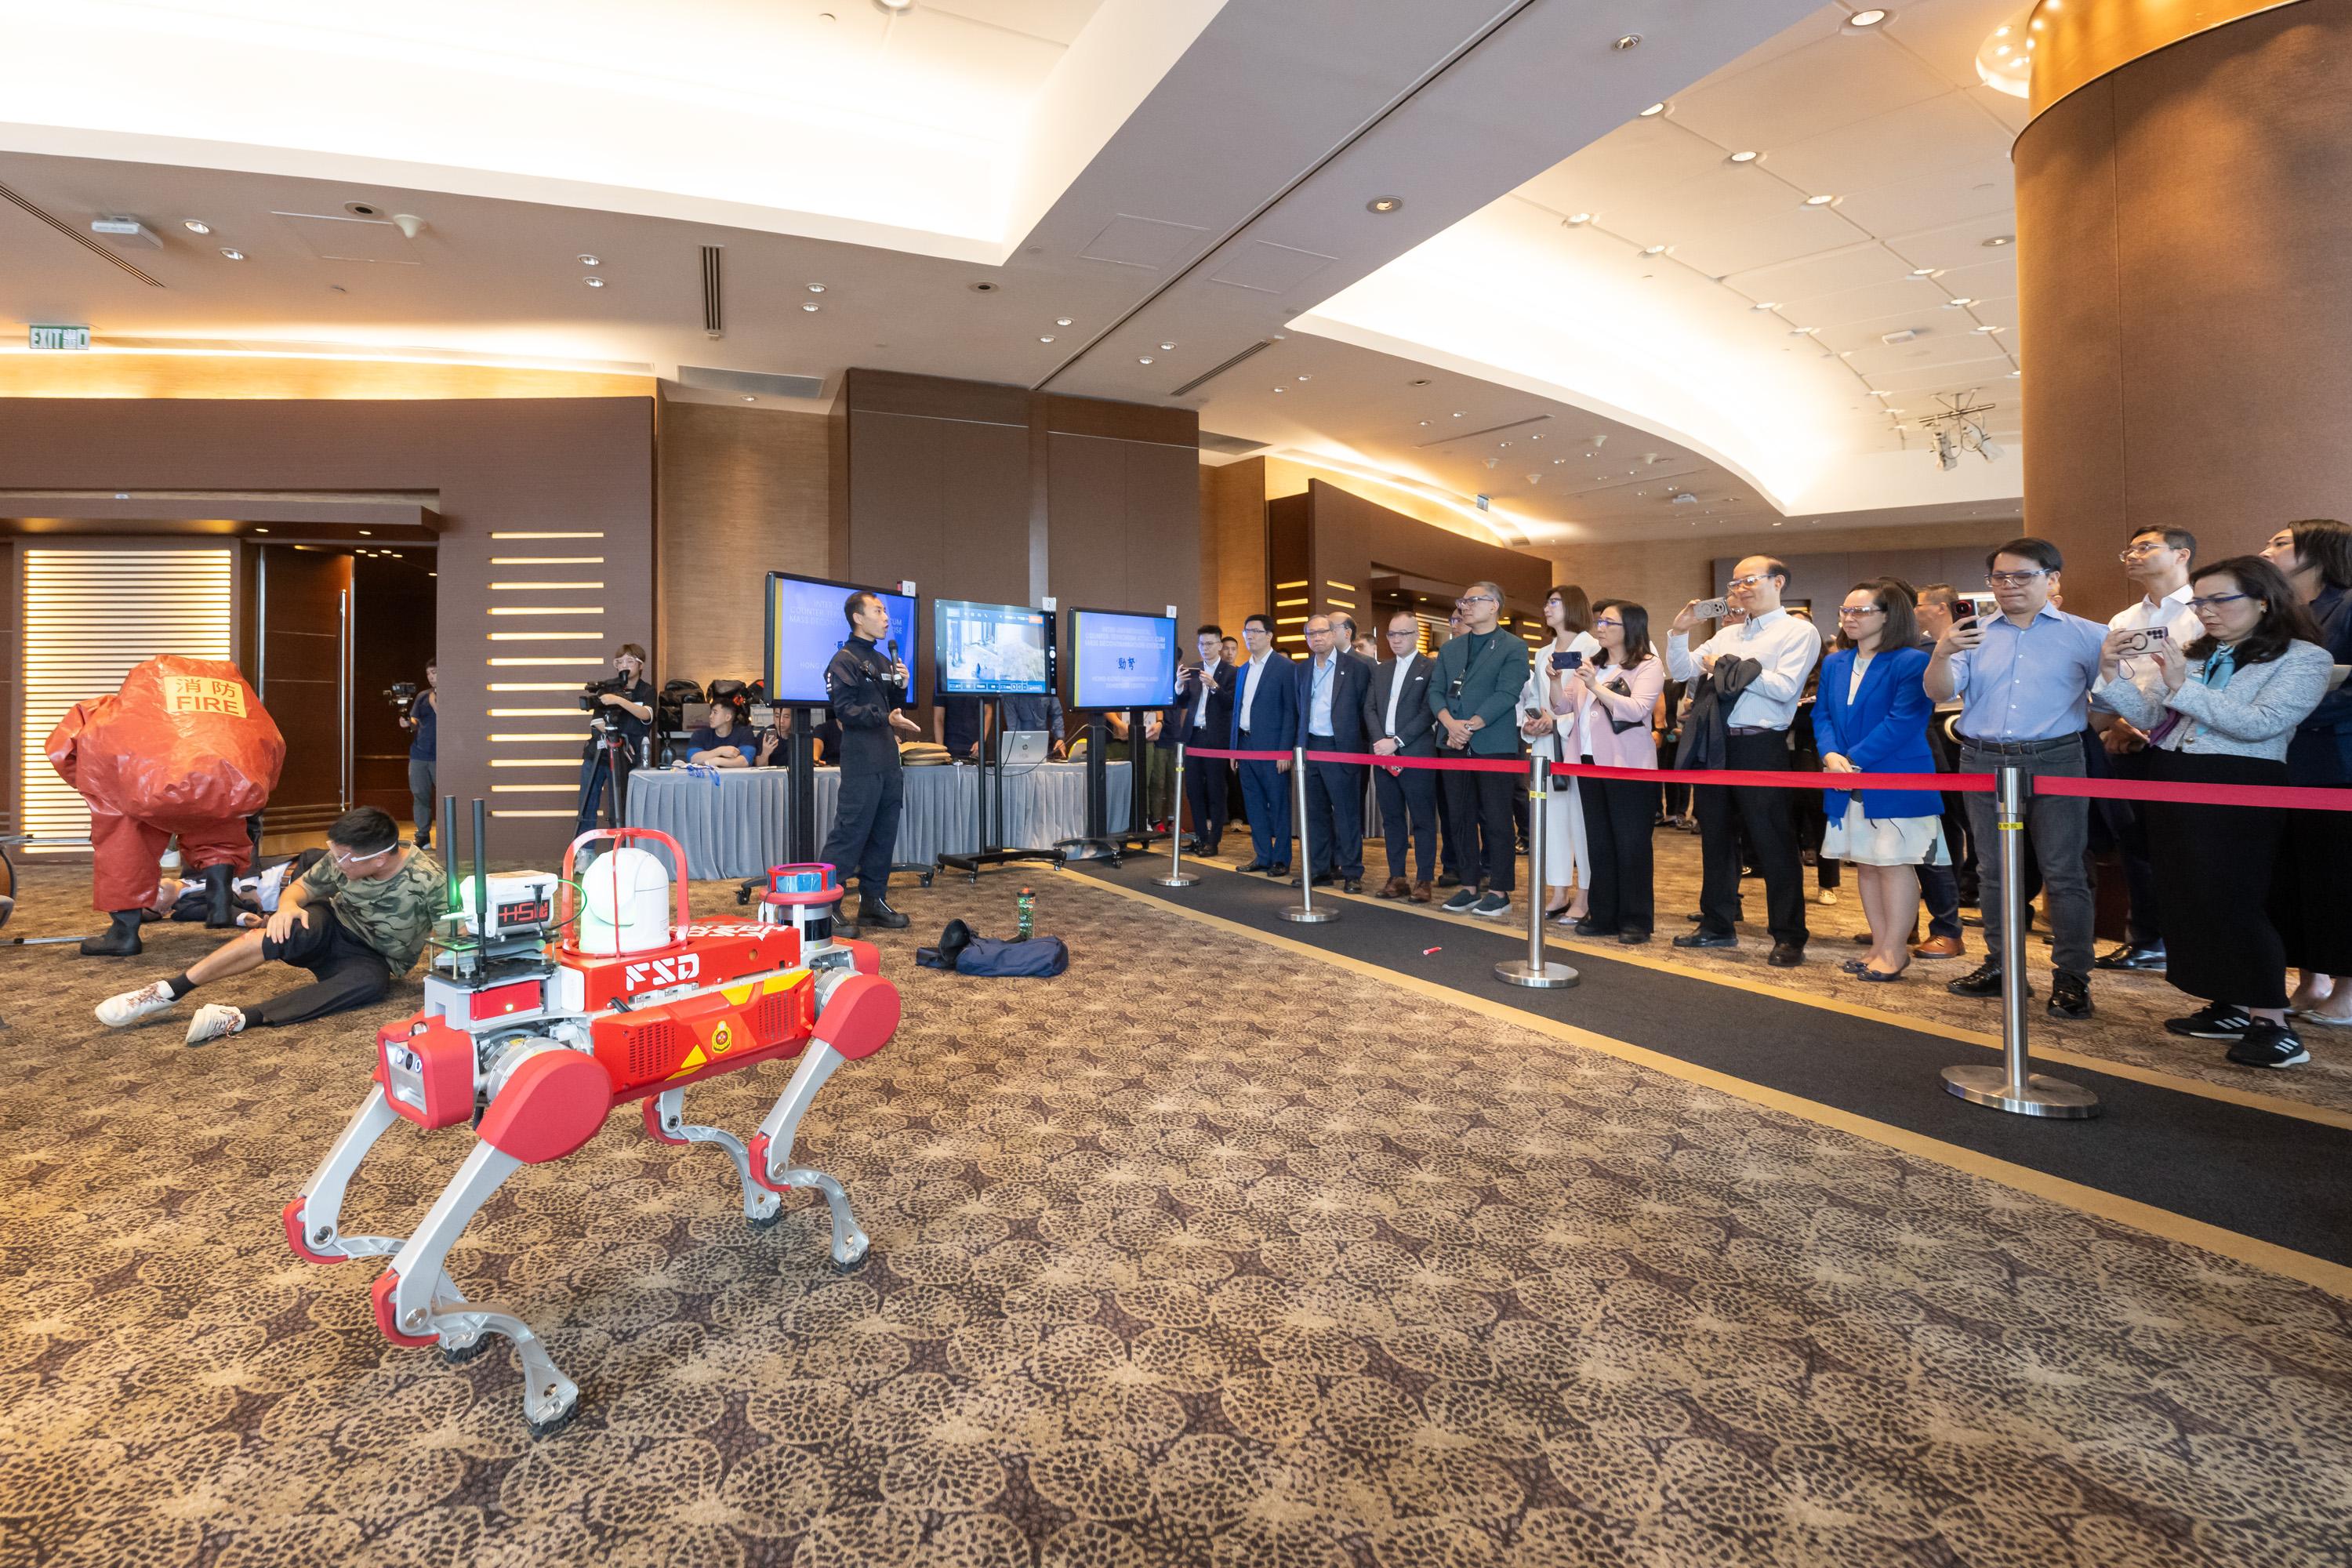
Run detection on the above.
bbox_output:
[1202,458,1268,636]
[657,401,830,688]
[352,553,438,822]
[258,545,350,836]
[0,543,16,833]
[0,397,656,860]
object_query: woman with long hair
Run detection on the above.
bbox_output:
[1518,585,1599,922]
[2096,554,2330,1068]
[1569,599,1665,942]
[1812,579,1946,979]
[2259,520,2352,1028]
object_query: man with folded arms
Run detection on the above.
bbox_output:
[1366,610,1440,901]
[1432,583,1533,920]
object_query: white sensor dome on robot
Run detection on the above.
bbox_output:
[577,846,673,955]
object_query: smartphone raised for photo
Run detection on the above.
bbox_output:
[2120,626,2169,655]
[1958,591,2000,628]
[1693,597,1730,620]
[1552,649,1584,671]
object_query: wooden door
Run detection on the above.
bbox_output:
[256,546,350,842]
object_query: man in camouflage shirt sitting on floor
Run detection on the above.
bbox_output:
[95,806,447,1046]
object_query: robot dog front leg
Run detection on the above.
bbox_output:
[644,1088,783,1229]
[283,1085,408,1265]
[742,967,903,1272]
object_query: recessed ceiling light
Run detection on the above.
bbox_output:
[183,220,211,234]
[582,274,603,286]
[1849,7,1889,24]
[808,283,826,293]
[742,396,757,403]
[1803,194,1836,206]
[1642,245,1667,255]
[2008,370,2023,378]
[1974,324,2004,333]
[577,253,600,266]
[1790,326,1819,335]
[1418,420,1431,426]
[1946,296,1978,307]
[1367,196,1404,214]
[253,527,268,534]
[1909,267,1938,278]
[1984,234,2015,246]
[1639,102,1666,117]
[1272,386,1284,394]
[358,530,372,536]
[1612,34,1641,50]
[803,302,820,311]
[873,0,913,12]
[1752,301,1778,310]
[1565,212,1592,226]
[1039,336,1055,343]
[1161,342,1177,350]
[1055,317,1073,326]
[1138,357,1153,365]
[220,248,246,261]
[1452,411,1465,418]
[1728,151,1759,164]
[1296,374,1309,381]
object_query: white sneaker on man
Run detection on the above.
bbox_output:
[184,1004,247,1047]
[96,982,178,1029]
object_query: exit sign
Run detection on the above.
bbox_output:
[29,325,90,350]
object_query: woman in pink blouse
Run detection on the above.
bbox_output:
[1566,599,1667,942]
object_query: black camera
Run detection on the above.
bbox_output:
[384,681,419,713]
[579,675,627,713]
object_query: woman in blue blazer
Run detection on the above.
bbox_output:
[1814,579,1950,981]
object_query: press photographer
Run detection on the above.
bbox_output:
[394,661,437,849]
[574,643,655,837]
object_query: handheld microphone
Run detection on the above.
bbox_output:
[886,637,903,689]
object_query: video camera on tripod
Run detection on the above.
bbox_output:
[579,674,629,719]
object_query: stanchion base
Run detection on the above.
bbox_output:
[1279,906,1339,924]
[1940,1064,2100,1119]
[1495,959,1578,989]
[1153,874,1200,888]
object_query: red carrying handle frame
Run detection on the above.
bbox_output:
[761,861,846,909]
[557,826,693,955]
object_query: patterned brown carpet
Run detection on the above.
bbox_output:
[2,862,2350,1567]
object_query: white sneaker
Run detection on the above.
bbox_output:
[1816,889,1838,906]
[184,1004,247,1047]
[96,982,179,1029]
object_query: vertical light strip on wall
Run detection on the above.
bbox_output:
[481,535,609,817]
[20,548,233,850]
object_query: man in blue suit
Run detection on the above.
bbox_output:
[1296,613,1374,891]
[1229,612,1298,875]
[1172,623,1236,855]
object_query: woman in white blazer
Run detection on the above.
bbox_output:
[1519,586,1599,921]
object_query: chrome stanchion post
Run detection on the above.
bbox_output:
[1155,742,1199,888]
[1496,750,1577,989]
[1279,742,1335,924]
[1942,764,2097,1117]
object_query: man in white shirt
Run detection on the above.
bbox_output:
[1665,555,1824,967]
[2094,526,2205,973]
[1365,611,1439,899]
[1229,613,1298,875]
[1172,623,1234,855]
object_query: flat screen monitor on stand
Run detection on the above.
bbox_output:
[932,599,1064,881]
[1063,606,1179,862]
[762,571,917,866]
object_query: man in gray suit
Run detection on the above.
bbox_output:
[1433,582,1534,918]
[1365,609,1440,901]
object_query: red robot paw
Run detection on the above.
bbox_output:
[282,1198,344,1265]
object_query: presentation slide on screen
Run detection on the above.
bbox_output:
[936,600,1054,695]
[765,575,916,706]
[1070,610,1177,709]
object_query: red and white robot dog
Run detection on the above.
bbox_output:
[283,803,900,1435]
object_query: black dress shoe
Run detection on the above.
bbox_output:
[2048,972,2095,1019]
[1947,962,2030,998]
[1342,879,1363,895]
[79,909,144,957]
[2093,943,2166,972]
[1672,931,1737,949]
[1269,863,1290,877]
[1767,942,1805,968]
[856,898,910,931]
[1237,861,1269,873]
[1573,920,1610,937]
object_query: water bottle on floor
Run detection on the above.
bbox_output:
[1017,887,1034,940]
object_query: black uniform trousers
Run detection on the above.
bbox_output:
[2146,752,2290,1009]
[823,761,905,897]
[1577,775,1656,936]
[2100,743,2165,949]
[1693,729,1808,946]
[1182,724,1229,854]
[1441,760,1519,893]
[1374,763,1438,884]
[247,909,393,1028]
[1302,748,1366,880]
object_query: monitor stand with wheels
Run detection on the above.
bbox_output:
[938,696,1065,883]
[1055,716,1126,864]
[1112,705,1171,857]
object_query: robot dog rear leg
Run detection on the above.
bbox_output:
[283,1085,408,1265]
[747,1044,872,1271]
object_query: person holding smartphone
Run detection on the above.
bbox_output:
[2092,527,2205,975]
[1517,585,1600,923]
[1572,600,1665,942]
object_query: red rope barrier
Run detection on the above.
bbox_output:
[1178,745,2352,811]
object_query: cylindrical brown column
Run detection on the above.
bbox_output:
[2016,0,2351,621]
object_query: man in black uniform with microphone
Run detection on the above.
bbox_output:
[823,590,920,934]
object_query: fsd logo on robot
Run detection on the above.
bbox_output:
[622,953,701,990]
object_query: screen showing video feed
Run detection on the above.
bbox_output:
[1069,608,1178,709]
[764,572,916,707]
[935,600,1056,696]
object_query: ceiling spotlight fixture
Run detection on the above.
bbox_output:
[1909,267,1938,278]
[2008,369,2023,378]
[220,248,247,261]
[1642,245,1667,255]
[1803,194,1836,206]
[1946,296,1977,307]
[1138,356,1153,365]
[1612,33,1641,50]
[1367,196,1404,214]
[1849,7,1889,24]
[1790,326,1819,335]
[577,253,600,266]
[1984,234,2015,246]
[1296,374,1310,381]
[1564,212,1592,226]
[807,283,826,293]
[1161,342,1177,350]
[1055,317,1073,326]
[1272,386,1284,394]
[1973,324,2004,333]
[1639,102,1666,117]
[1418,419,1431,426]
[1039,336,1055,343]
[1728,150,1759,164]
[873,0,914,13]
[742,396,757,403]
[183,220,212,234]
[803,302,820,311]
[1752,301,1778,310]
[1407,377,1431,387]
[582,274,605,287]
[1452,411,1465,418]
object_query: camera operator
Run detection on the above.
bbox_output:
[574,643,655,837]
[398,660,437,850]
